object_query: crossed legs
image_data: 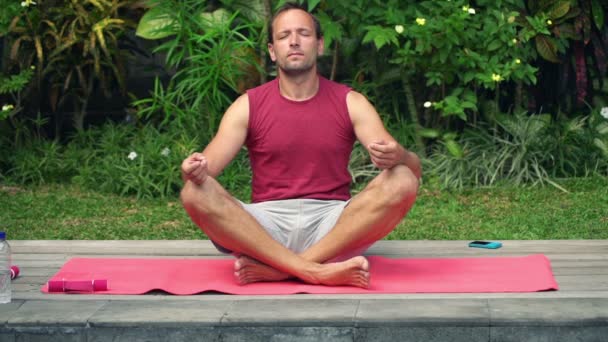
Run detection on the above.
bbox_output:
[180,164,418,288]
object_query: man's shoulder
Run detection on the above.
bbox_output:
[247,78,279,95]
[319,76,352,96]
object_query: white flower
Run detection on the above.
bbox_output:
[161,147,171,156]
[468,8,476,14]
[395,25,404,34]
[601,107,608,119]
[416,18,426,26]
[127,151,138,160]
[515,58,522,64]
[21,0,36,7]
[423,101,432,108]
[492,73,503,82]
[2,104,14,112]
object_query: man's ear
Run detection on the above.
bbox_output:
[317,37,325,56]
[268,42,277,62]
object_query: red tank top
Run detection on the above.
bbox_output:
[246,76,355,203]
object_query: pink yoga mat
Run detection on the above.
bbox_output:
[41,255,558,295]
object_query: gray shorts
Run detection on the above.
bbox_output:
[212,198,369,260]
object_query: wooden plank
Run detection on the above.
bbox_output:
[8,240,608,305]
[11,240,608,254]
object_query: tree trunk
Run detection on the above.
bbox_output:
[260,0,272,84]
[330,41,338,81]
[401,72,426,156]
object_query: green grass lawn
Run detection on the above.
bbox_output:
[1,176,607,240]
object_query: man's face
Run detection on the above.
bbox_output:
[268,9,324,76]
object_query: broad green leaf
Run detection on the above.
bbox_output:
[362,26,397,50]
[419,129,440,138]
[317,12,342,51]
[229,0,266,22]
[461,101,477,110]
[463,72,475,83]
[451,88,464,97]
[593,138,608,157]
[307,0,321,12]
[597,122,608,135]
[445,140,464,159]
[442,132,458,141]
[547,1,570,20]
[590,0,604,30]
[555,23,579,40]
[199,9,231,28]
[486,40,503,52]
[135,7,176,40]
[535,35,560,63]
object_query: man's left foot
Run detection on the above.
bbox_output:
[234,256,290,284]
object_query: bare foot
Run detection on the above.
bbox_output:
[234,256,290,285]
[310,256,370,288]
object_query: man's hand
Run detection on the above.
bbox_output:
[367,140,403,170]
[181,153,209,185]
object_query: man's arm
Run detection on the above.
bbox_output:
[347,91,422,179]
[181,94,249,184]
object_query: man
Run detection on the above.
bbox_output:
[180,3,421,288]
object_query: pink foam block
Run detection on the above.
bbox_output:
[10,265,19,280]
[47,279,108,292]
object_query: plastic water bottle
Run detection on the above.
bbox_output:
[0,232,11,304]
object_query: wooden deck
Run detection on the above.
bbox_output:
[4,240,608,341]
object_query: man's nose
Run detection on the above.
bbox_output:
[289,32,300,46]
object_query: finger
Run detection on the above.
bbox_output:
[371,156,386,168]
[369,149,394,161]
[369,143,390,153]
[369,141,397,153]
[188,160,208,178]
[371,155,395,169]
[182,161,198,175]
[190,154,206,163]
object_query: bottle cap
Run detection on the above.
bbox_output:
[0,232,5,239]
[11,266,19,279]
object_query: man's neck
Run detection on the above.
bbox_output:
[277,70,319,101]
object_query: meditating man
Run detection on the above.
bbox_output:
[180,2,421,288]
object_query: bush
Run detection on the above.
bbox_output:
[427,112,608,190]
[67,123,201,198]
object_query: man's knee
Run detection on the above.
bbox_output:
[180,180,216,216]
[181,178,237,218]
[379,164,419,207]
[180,181,200,212]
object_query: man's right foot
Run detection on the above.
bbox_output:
[310,256,370,288]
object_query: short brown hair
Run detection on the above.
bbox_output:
[267,2,323,43]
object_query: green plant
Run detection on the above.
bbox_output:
[5,0,139,132]
[217,148,252,201]
[7,138,69,185]
[514,0,608,111]
[365,1,539,134]
[0,0,24,36]
[133,0,263,139]
[68,122,201,199]
[428,113,555,190]
[0,68,33,124]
